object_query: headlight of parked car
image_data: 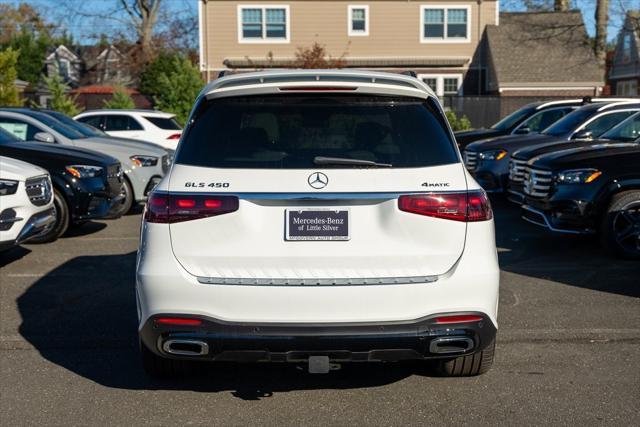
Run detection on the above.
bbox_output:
[479,149,508,161]
[556,169,602,185]
[0,179,19,196]
[65,165,103,178]
[130,155,158,167]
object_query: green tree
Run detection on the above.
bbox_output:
[140,54,203,124]
[0,4,56,87]
[44,73,80,116]
[103,86,135,109]
[0,48,23,107]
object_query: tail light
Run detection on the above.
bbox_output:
[167,133,181,140]
[435,314,484,324]
[144,192,239,223]
[398,191,492,222]
[154,317,202,326]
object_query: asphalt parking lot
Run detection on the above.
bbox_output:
[1,198,639,425]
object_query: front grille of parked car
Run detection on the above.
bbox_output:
[463,150,478,171]
[523,167,553,198]
[509,158,528,183]
[25,175,52,206]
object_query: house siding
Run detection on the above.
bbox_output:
[200,0,498,76]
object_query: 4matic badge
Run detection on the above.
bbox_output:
[421,182,450,188]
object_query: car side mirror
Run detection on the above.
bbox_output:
[514,126,530,135]
[572,130,593,140]
[34,132,55,143]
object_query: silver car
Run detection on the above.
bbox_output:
[0,109,170,214]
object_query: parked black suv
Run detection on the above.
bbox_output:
[454,99,588,149]
[464,101,640,193]
[520,118,640,259]
[0,128,124,242]
[509,112,640,203]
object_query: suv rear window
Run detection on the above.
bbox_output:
[177,95,458,169]
[144,116,182,130]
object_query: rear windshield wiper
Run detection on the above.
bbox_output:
[313,156,392,168]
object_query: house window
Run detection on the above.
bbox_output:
[422,78,438,93]
[418,74,463,97]
[348,5,369,36]
[622,34,632,63]
[617,80,638,96]
[421,6,470,43]
[58,59,70,79]
[238,5,289,43]
[443,77,461,95]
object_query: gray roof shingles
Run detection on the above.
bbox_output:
[486,11,603,86]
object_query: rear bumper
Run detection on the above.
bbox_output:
[140,312,497,362]
[136,220,500,328]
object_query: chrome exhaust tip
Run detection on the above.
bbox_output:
[162,339,209,356]
[429,337,474,354]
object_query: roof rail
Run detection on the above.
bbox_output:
[596,101,640,111]
[535,99,583,109]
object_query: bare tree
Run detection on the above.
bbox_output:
[118,0,163,64]
[594,0,609,67]
[554,0,570,11]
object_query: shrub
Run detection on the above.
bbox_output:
[445,110,472,131]
[0,48,22,106]
[103,86,135,109]
[44,73,80,116]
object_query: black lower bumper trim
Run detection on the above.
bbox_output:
[140,312,497,362]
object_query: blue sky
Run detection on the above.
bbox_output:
[9,0,635,45]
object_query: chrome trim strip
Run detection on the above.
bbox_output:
[521,205,588,235]
[0,217,23,224]
[161,339,209,356]
[157,191,468,201]
[429,337,475,354]
[197,275,439,286]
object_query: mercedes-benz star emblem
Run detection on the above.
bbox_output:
[308,172,328,189]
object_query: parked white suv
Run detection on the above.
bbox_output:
[74,110,182,150]
[136,70,499,377]
[0,156,55,251]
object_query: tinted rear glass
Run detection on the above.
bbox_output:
[491,106,535,131]
[144,116,182,130]
[542,108,594,136]
[177,95,458,169]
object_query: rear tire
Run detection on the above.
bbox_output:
[28,189,69,244]
[140,340,196,378]
[600,190,640,260]
[433,338,495,377]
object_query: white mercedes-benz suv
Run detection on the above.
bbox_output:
[136,70,499,377]
[0,156,55,251]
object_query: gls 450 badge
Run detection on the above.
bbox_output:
[184,182,230,188]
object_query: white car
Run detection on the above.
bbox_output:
[74,110,182,150]
[0,156,56,251]
[136,70,499,377]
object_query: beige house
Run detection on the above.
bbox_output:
[199,0,499,95]
[198,2,602,98]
